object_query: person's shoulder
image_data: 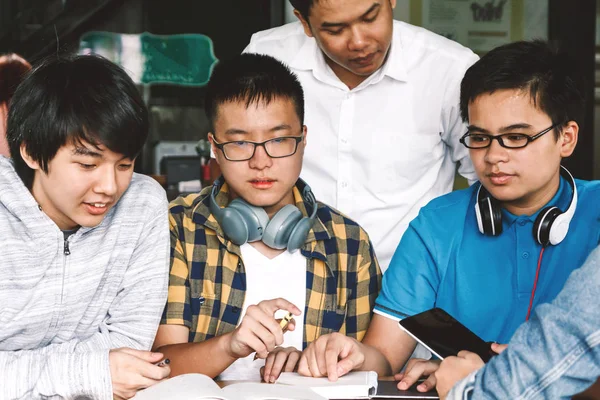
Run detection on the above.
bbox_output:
[120,173,167,209]
[416,185,477,224]
[316,200,373,244]
[574,179,600,206]
[394,20,478,63]
[246,22,309,62]
[168,187,210,224]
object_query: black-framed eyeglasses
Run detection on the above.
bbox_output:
[459,122,562,149]
[212,135,304,161]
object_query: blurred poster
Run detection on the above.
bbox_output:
[422,0,512,52]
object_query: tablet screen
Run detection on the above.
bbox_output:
[399,308,496,362]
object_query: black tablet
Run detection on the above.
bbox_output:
[398,308,497,363]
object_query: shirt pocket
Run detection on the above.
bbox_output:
[319,305,348,336]
[190,292,218,341]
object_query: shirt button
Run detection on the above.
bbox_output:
[341,182,348,188]
[341,138,348,144]
[345,93,352,100]
[518,220,527,226]
[522,252,530,259]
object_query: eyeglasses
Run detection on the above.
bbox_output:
[460,122,561,149]
[212,135,304,161]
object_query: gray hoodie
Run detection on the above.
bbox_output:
[0,156,169,399]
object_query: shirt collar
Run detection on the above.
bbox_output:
[289,21,408,87]
[502,175,570,226]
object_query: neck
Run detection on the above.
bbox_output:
[325,57,369,90]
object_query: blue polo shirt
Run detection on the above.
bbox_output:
[375,177,600,343]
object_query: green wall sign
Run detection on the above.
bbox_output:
[79,32,218,86]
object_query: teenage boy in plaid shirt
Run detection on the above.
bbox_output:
[153,53,382,382]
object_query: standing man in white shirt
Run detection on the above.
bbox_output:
[238,0,479,270]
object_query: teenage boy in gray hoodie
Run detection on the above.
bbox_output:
[0,55,170,399]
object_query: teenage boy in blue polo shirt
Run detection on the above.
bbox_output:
[293,40,600,392]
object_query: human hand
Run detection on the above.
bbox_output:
[394,358,440,392]
[491,342,508,354]
[297,332,365,381]
[434,351,485,400]
[260,346,302,383]
[109,348,171,399]
[226,298,301,359]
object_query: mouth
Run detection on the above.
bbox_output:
[83,202,111,215]
[249,179,275,189]
[350,52,377,66]
[486,173,515,185]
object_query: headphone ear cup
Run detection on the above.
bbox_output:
[218,206,249,245]
[262,205,303,249]
[475,197,503,236]
[286,217,315,253]
[533,206,562,246]
[227,199,269,243]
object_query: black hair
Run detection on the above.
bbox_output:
[460,40,586,137]
[289,0,313,21]
[7,54,148,188]
[204,53,304,131]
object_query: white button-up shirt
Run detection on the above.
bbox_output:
[244,21,478,271]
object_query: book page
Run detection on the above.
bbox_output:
[223,382,327,400]
[276,371,378,399]
[133,374,227,400]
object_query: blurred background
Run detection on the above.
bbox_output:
[0,0,598,194]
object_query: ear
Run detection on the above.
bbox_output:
[559,121,578,158]
[208,133,221,165]
[302,125,308,146]
[19,143,41,170]
[294,10,313,38]
[390,0,397,9]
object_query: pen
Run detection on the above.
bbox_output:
[154,358,170,367]
[254,312,294,360]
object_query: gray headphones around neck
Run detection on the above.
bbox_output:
[209,176,318,252]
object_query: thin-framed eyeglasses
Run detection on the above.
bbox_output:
[459,122,562,149]
[212,135,304,161]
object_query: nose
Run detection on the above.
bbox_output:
[348,25,368,51]
[483,138,509,165]
[248,143,273,170]
[94,166,118,196]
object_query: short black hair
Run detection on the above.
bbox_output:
[7,54,148,188]
[289,0,313,21]
[204,53,304,131]
[460,40,586,137]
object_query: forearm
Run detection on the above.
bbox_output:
[157,332,238,379]
[355,342,395,376]
[0,341,111,400]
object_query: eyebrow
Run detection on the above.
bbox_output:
[468,123,533,134]
[72,146,103,158]
[321,3,380,28]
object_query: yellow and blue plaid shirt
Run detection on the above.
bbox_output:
[162,182,382,348]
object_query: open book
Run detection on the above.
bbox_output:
[276,371,378,399]
[132,373,326,400]
[275,373,439,399]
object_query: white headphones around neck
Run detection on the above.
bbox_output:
[475,166,577,246]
